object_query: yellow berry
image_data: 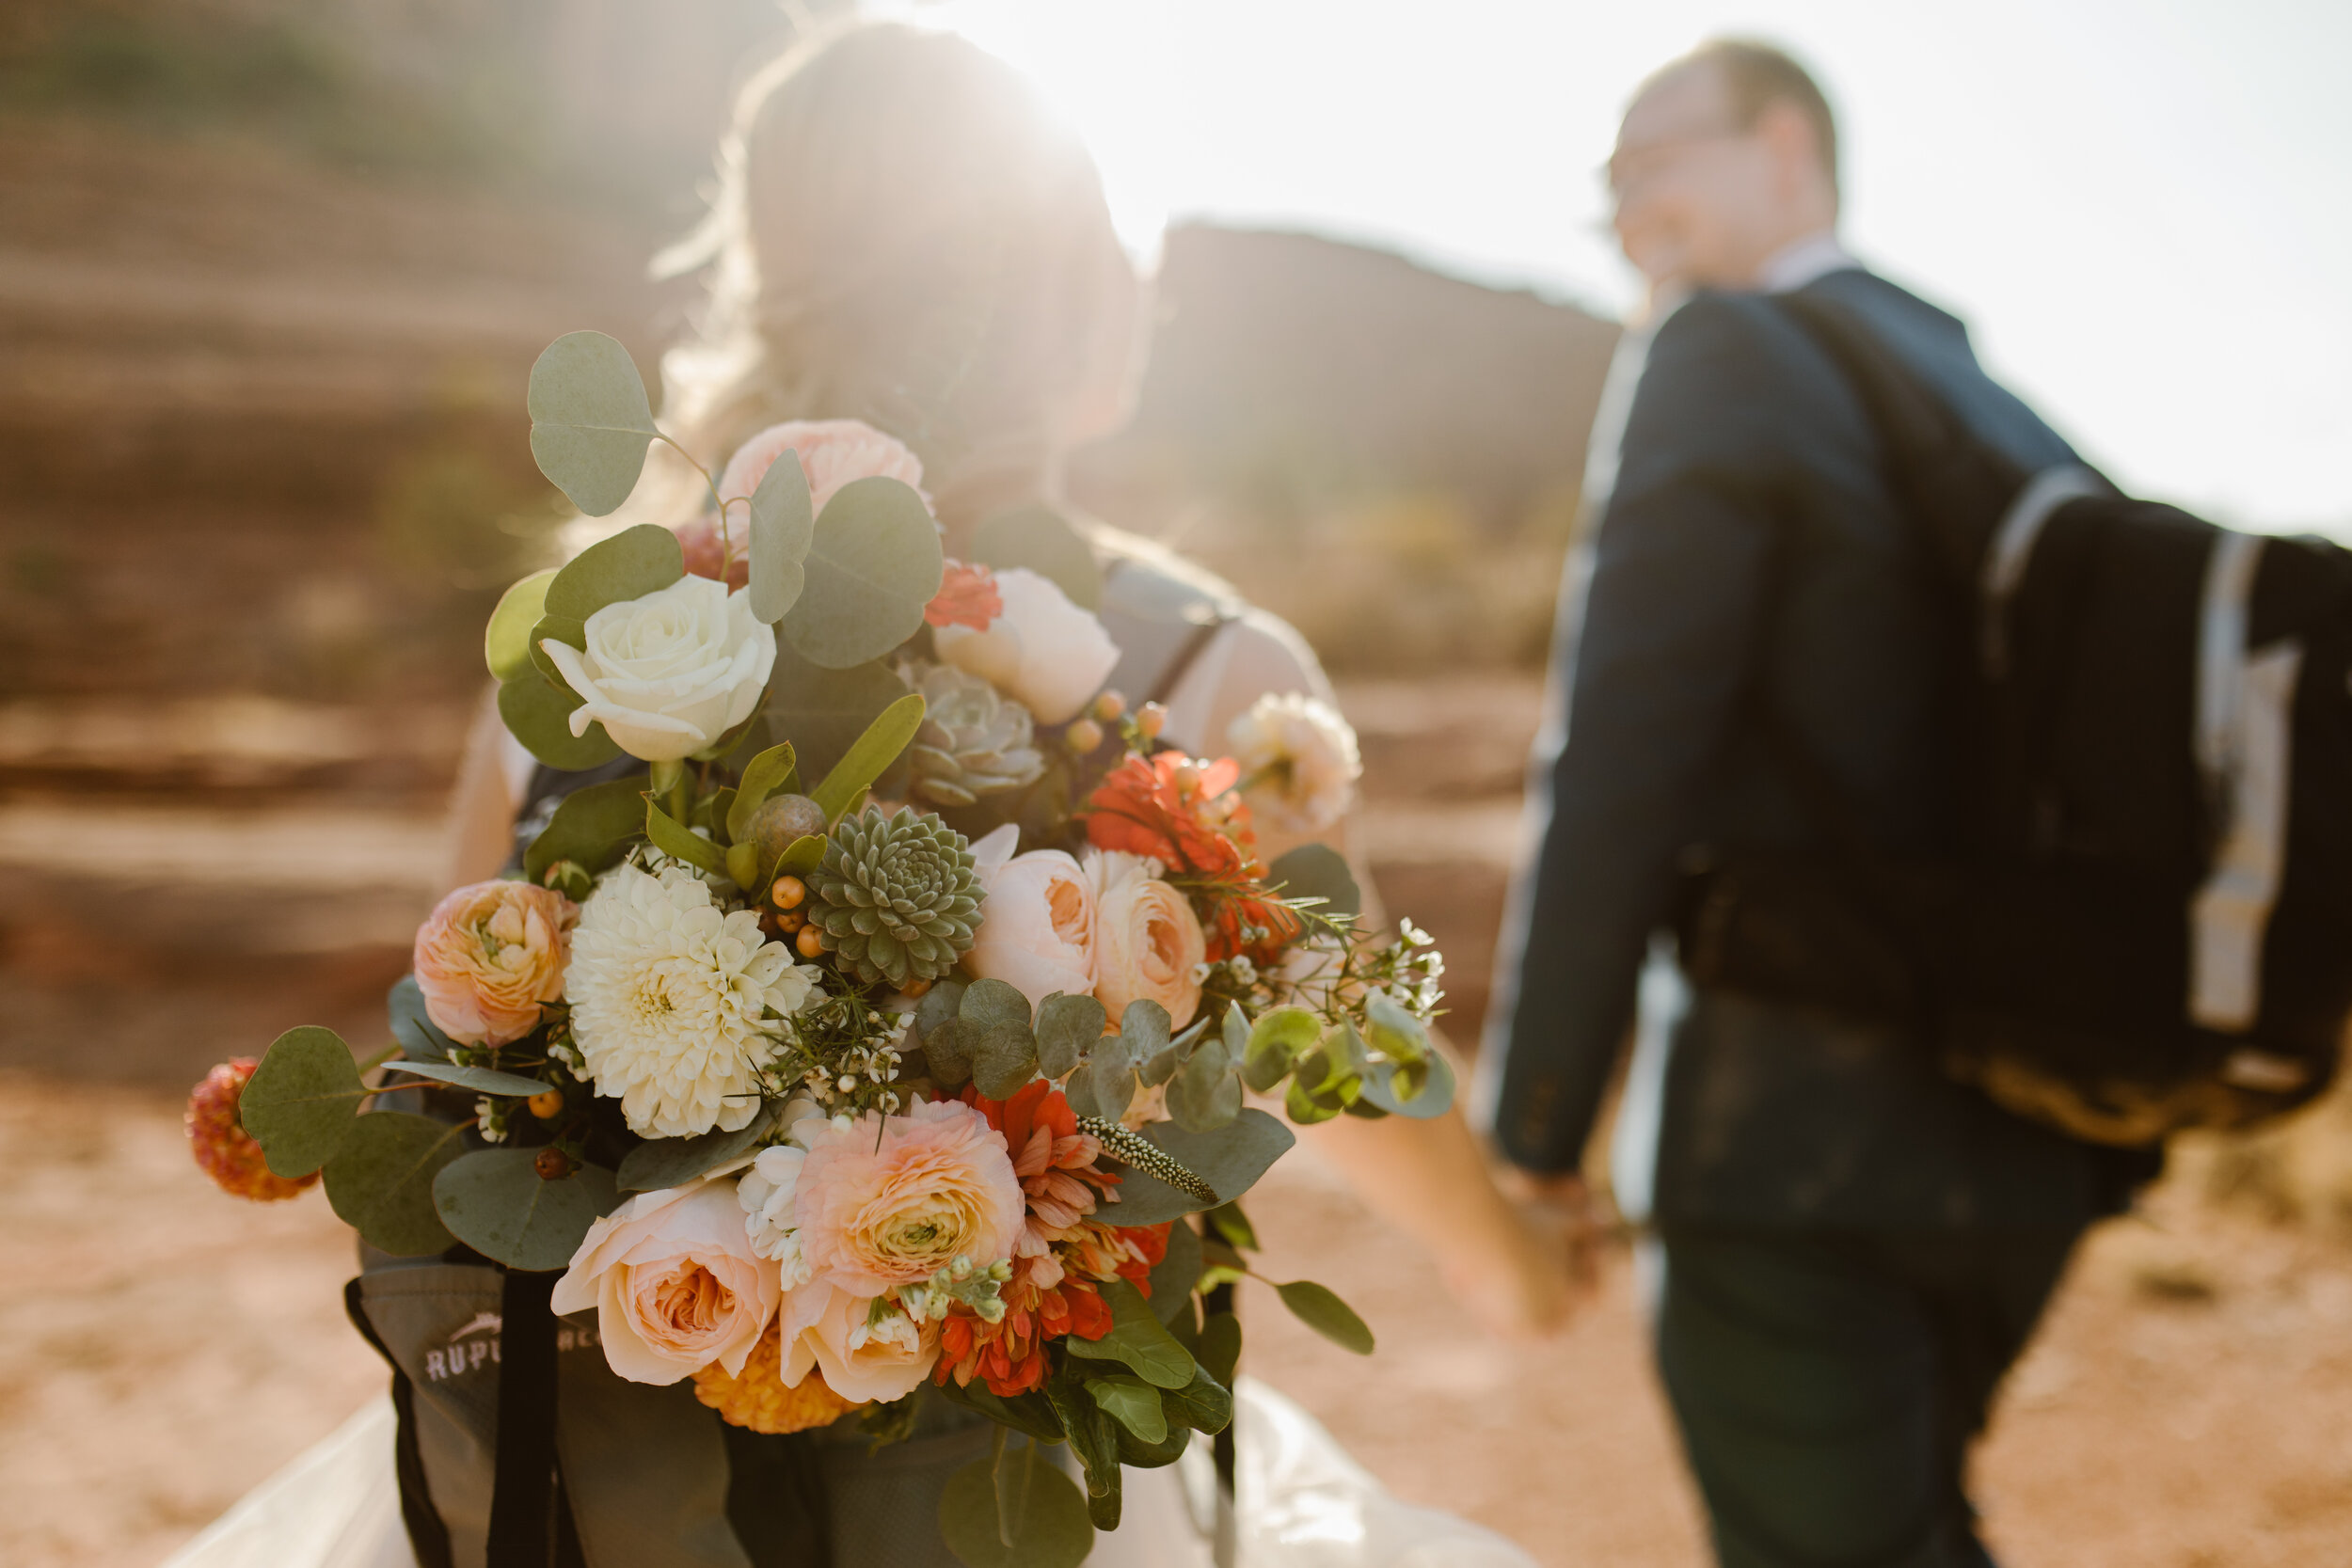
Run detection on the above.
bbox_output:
[527,1089,565,1120]
[1091,690,1127,723]
[1065,718,1104,753]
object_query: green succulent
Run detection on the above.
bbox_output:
[902,659,1046,808]
[805,806,983,989]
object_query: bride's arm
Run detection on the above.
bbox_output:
[1168,616,1576,1337]
[441,686,524,892]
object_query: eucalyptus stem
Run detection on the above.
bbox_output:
[358,1043,402,1073]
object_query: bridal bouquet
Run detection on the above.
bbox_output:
[186,332,1452,1565]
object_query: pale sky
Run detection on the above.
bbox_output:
[913,0,2348,534]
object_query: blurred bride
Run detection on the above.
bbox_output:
[171,20,1561,1568]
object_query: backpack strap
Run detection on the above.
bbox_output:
[1094,556,1242,712]
[344,1276,458,1568]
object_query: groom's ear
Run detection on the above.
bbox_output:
[1756,99,1835,208]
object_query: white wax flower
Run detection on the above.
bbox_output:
[540,575,775,763]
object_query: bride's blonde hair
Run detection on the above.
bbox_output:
[643,21,1144,516]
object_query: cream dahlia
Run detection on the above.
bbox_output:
[565,863,821,1138]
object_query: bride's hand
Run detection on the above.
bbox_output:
[1439,1175,1600,1340]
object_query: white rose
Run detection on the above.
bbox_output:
[965,825,1097,1012]
[1228,692,1363,838]
[1087,849,1205,1028]
[931,567,1119,726]
[541,575,776,763]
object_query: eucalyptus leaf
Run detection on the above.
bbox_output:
[960,978,1033,1032]
[1167,1035,1241,1133]
[239,1025,365,1178]
[747,444,814,624]
[1266,841,1361,921]
[1242,1006,1322,1094]
[810,693,927,824]
[1033,992,1104,1081]
[1274,1278,1375,1355]
[726,743,800,844]
[1118,1000,1172,1063]
[1284,1076,1345,1125]
[1101,1108,1295,1225]
[1356,1047,1458,1120]
[616,1101,780,1193]
[527,611,587,693]
[939,1449,1092,1568]
[782,477,945,668]
[755,646,912,789]
[972,503,1103,610]
[527,331,660,517]
[1064,1053,1135,1122]
[644,800,729,879]
[322,1111,465,1256]
[485,569,558,683]
[1063,1279,1196,1389]
[523,773,652,884]
[382,1061,548,1098]
[433,1148,621,1272]
[922,1018,978,1092]
[387,975,456,1064]
[970,1021,1041,1101]
[499,673,622,771]
[545,522,686,621]
[1086,1375,1168,1444]
[915,979,969,1039]
[1146,1212,1202,1321]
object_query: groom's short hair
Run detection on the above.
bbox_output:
[1677,39,1840,199]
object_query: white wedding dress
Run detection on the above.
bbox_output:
[161,1377,1534,1568]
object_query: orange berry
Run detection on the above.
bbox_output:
[527,1089,565,1120]
[796,925,827,960]
[1091,690,1127,723]
[532,1147,576,1180]
[1065,718,1104,753]
[770,875,807,911]
[1136,703,1168,739]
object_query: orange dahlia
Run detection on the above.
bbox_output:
[692,1320,862,1434]
[186,1058,318,1202]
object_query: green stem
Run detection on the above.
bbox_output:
[650,756,690,822]
[358,1043,402,1073]
[656,432,727,523]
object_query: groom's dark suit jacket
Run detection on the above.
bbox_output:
[1489,265,2150,1229]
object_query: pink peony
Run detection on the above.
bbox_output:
[793,1099,1025,1297]
[964,827,1097,1013]
[411,881,577,1047]
[717,420,929,519]
[777,1280,943,1404]
[551,1179,783,1385]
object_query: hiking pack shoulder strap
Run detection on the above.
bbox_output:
[1094,553,1242,708]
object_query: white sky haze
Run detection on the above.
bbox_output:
[919,0,2349,533]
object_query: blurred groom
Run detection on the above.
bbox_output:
[1484,40,2152,1567]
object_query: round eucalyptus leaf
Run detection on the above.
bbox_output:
[782,477,945,669]
[960,978,1032,1032]
[239,1025,365,1178]
[527,331,660,517]
[970,1021,1041,1101]
[1033,992,1105,1081]
[939,1449,1093,1568]
[544,522,685,622]
[323,1111,466,1257]
[616,1102,780,1194]
[748,446,814,624]
[499,673,623,770]
[433,1148,622,1272]
[485,569,559,683]
[1355,1046,1458,1119]
[1167,1037,1242,1133]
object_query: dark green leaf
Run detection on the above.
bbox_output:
[1113,1421,1190,1469]
[1285,1076,1346,1124]
[433,1148,622,1272]
[239,1025,364,1178]
[382,1061,548,1098]
[726,743,800,845]
[1161,1364,1233,1436]
[1197,1310,1243,1392]
[970,1022,1041,1101]
[1102,1108,1295,1225]
[922,1018,978,1092]
[499,673,622,771]
[1206,1201,1259,1252]
[1062,1279,1196,1389]
[916,979,968,1037]
[810,693,928,824]
[644,800,729,879]
[782,478,945,669]
[972,503,1103,610]
[322,1111,464,1256]
[485,568,559,683]
[1033,992,1104,1081]
[747,444,814,624]
[616,1102,779,1193]
[938,1448,1092,1568]
[756,646,912,789]
[1065,1054,1135,1122]
[527,331,660,516]
[1044,1373,1123,1527]
[387,975,456,1064]
[934,1377,1066,1445]
[1274,1279,1375,1355]
[1146,1212,1201,1321]
[1266,842,1361,920]
[523,773,653,884]
[1086,1375,1167,1444]
[527,611,587,693]
[960,977,1033,1031]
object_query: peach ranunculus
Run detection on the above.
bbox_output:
[1087,850,1206,1028]
[792,1099,1025,1298]
[778,1280,944,1404]
[410,880,577,1047]
[964,826,1097,1012]
[717,420,930,519]
[550,1179,782,1386]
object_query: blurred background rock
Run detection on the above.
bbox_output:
[7,6,2350,1565]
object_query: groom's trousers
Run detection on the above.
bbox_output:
[1653,1224,2081,1568]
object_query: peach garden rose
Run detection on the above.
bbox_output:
[551,1179,782,1386]
[410,880,577,1047]
[717,419,929,518]
[963,826,1097,1012]
[1087,850,1206,1028]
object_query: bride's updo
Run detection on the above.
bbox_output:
[649,22,1146,515]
